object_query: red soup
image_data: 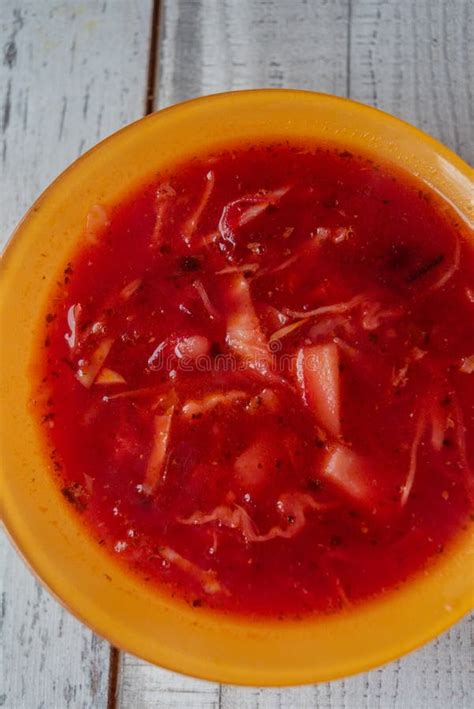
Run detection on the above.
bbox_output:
[36,144,474,617]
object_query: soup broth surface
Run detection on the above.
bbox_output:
[37,144,474,617]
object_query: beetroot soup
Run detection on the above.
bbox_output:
[35,144,474,617]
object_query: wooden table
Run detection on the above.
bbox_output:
[1,2,473,707]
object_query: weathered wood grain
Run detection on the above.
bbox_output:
[349,0,474,165]
[156,0,349,109]
[118,0,474,706]
[117,618,474,709]
[0,1,152,707]
[118,654,221,709]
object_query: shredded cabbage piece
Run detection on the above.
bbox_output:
[76,338,114,388]
[218,186,290,249]
[151,183,176,245]
[148,340,167,371]
[103,387,160,402]
[215,263,260,275]
[181,171,215,246]
[285,293,367,320]
[400,409,427,507]
[182,387,278,418]
[182,390,248,418]
[269,318,309,344]
[180,492,328,543]
[95,367,126,385]
[143,406,174,494]
[193,280,219,320]
[159,546,225,595]
[263,252,300,276]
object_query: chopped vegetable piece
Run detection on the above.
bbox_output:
[225,273,272,376]
[182,170,215,246]
[234,437,274,489]
[84,204,110,244]
[296,342,340,437]
[95,367,126,385]
[76,338,114,388]
[159,546,225,595]
[143,406,174,494]
[322,444,376,508]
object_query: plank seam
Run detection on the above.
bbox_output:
[146,0,162,114]
[107,646,121,709]
[346,0,352,97]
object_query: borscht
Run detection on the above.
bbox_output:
[35,144,474,617]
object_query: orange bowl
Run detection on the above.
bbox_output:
[1,90,473,685]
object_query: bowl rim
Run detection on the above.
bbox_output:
[2,88,473,266]
[1,88,473,686]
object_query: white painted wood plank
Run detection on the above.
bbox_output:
[349,0,474,165]
[0,1,152,707]
[119,654,221,709]
[118,0,474,706]
[219,618,473,708]
[156,0,350,109]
